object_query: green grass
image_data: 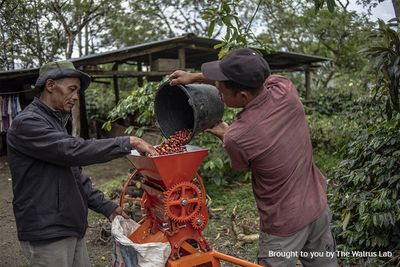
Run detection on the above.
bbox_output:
[203,180,260,263]
[314,149,343,177]
[205,181,257,217]
[96,175,126,196]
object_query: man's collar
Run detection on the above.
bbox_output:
[34,97,71,127]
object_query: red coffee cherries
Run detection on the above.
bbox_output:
[155,129,192,155]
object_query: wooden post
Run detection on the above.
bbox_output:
[305,66,311,101]
[71,94,80,138]
[112,63,120,104]
[148,53,152,71]
[137,62,144,87]
[79,89,89,139]
[179,48,186,69]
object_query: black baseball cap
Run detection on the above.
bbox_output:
[35,60,91,91]
[201,48,270,90]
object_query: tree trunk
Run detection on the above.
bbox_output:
[10,42,14,70]
[33,0,43,65]
[322,70,335,89]
[85,25,89,55]
[65,32,80,137]
[78,30,82,57]
[66,34,75,59]
[1,24,7,70]
[392,0,400,18]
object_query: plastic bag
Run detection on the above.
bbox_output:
[110,216,171,267]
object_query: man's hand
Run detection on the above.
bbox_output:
[129,137,158,156]
[205,120,229,141]
[169,70,204,86]
[109,206,130,222]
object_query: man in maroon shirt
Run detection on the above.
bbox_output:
[170,48,337,267]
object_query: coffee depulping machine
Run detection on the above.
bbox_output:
[119,145,262,267]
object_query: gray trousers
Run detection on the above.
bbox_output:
[20,237,90,267]
[258,206,337,267]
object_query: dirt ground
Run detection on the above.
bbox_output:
[0,157,27,267]
[0,156,132,267]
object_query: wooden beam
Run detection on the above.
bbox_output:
[91,79,111,85]
[85,70,171,78]
[184,44,216,52]
[270,65,320,73]
[0,73,37,81]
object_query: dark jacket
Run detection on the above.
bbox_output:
[7,97,132,241]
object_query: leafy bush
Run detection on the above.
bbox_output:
[330,118,400,266]
[308,90,358,116]
[85,84,116,120]
[103,79,161,136]
[307,113,357,157]
[365,19,400,119]
[193,107,251,185]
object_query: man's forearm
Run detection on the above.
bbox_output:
[129,136,142,148]
[193,72,216,85]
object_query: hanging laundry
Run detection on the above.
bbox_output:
[0,95,22,133]
[2,97,9,132]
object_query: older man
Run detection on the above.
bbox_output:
[7,60,157,266]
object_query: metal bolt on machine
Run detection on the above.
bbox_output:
[120,145,262,267]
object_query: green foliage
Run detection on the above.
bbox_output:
[313,0,388,13]
[314,0,336,12]
[313,0,336,12]
[305,90,361,180]
[313,149,341,176]
[104,0,216,48]
[307,90,359,115]
[85,84,116,120]
[330,118,400,265]
[203,0,272,58]
[258,1,374,93]
[50,0,122,59]
[0,0,123,68]
[205,182,257,217]
[308,113,356,158]
[365,19,400,119]
[0,1,64,68]
[192,107,251,185]
[104,79,163,136]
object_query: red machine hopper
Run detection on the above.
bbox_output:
[120,145,261,267]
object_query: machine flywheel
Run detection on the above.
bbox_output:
[164,181,202,223]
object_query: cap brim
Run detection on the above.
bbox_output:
[73,69,91,91]
[201,61,229,81]
[35,69,91,91]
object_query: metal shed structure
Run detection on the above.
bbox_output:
[0,33,330,140]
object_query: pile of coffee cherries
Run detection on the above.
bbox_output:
[155,129,192,155]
